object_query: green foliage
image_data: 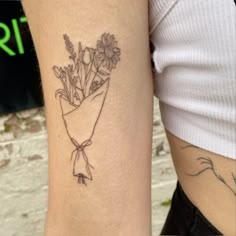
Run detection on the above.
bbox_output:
[161,199,172,207]
[4,123,12,132]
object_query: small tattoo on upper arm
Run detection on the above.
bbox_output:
[52,33,121,185]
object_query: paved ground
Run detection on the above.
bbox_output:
[152,98,177,235]
[0,98,177,236]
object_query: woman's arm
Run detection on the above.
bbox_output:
[22,1,153,236]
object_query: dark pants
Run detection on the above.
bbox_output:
[160,182,223,236]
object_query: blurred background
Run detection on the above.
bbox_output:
[0,1,177,235]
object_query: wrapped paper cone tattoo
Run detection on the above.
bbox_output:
[53,33,121,185]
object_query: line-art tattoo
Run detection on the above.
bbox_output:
[52,33,121,185]
[183,145,236,196]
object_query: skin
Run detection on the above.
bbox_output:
[22,1,236,235]
[22,1,153,236]
[166,130,236,236]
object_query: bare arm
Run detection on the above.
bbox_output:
[22,1,153,236]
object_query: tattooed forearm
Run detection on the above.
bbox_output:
[52,33,121,185]
[183,145,236,196]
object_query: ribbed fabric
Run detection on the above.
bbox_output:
[149,0,236,159]
[149,0,178,34]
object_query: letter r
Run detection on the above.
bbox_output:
[0,22,16,56]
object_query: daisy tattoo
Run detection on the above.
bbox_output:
[52,33,121,185]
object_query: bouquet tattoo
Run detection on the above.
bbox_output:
[52,33,121,185]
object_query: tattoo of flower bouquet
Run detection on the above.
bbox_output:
[52,33,121,185]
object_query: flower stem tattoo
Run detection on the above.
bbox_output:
[52,33,121,185]
[182,145,236,196]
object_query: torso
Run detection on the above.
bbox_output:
[166,129,236,236]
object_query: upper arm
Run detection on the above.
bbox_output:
[22,1,153,235]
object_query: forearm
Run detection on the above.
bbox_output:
[22,1,153,236]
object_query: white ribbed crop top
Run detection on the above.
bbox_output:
[149,0,236,159]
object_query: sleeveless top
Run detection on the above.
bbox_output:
[149,0,236,159]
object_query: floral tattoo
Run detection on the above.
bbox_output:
[52,33,121,185]
[182,145,236,196]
